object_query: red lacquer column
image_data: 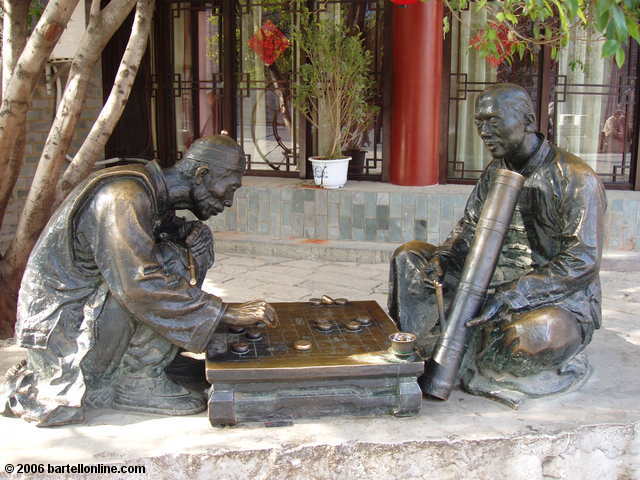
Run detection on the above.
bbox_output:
[390,0,443,186]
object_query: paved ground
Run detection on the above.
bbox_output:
[202,252,390,308]
[0,250,639,479]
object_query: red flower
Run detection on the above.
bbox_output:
[469,22,515,67]
[248,20,290,66]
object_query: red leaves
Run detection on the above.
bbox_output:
[470,22,516,67]
[248,20,290,66]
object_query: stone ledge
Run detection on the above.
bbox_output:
[1,303,638,479]
[214,232,640,266]
[214,232,398,264]
[114,423,640,480]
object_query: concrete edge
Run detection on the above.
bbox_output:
[214,232,398,264]
[45,421,638,480]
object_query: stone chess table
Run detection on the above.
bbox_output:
[205,300,423,426]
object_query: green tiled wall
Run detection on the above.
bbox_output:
[207,182,640,251]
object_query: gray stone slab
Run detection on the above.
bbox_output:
[376,205,390,231]
[339,191,353,217]
[352,204,365,229]
[352,191,364,204]
[414,219,428,241]
[304,189,315,202]
[377,192,390,206]
[304,201,316,229]
[282,188,293,201]
[225,210,237,231]
[328,204,339,227]
[291,213,304,237]
[376,230,389,243]
[315,216,328,240]
[339,216,353,240]
[237,197,248,233]
[365,218,377,241]
[316,190,328,217]
[389,218,403,243]
[292,190,305,214]
[270,212,282,239]
[365,192,377,218]
[1,248,639,480]
[353,227,365,241]
[416,196,428,220]
[390,194,402,218]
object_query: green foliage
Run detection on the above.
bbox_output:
[291,11,378,159]
[443,0,640,67]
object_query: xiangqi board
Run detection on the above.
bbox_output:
[206,301,402,368]
[205,300,424,426]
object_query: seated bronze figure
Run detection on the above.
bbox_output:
[389,84,607,406]
[2,135,277,426]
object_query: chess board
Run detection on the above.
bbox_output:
[205,300,424,426]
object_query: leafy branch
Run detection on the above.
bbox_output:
[441,0,640,67]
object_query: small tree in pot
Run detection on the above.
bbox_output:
[292,11,377,187]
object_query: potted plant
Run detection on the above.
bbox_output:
[292,11,377,188]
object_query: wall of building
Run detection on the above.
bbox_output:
[0,70,103,253]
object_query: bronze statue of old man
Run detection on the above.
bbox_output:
[389,84,607,406]
[2,135,277,426]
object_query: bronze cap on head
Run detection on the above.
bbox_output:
[185,135,246,173]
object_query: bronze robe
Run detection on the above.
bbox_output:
[390,138,607,352]
[442,139,607,339]
[6,161,224,426]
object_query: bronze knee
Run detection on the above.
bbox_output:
[500,306,583,373]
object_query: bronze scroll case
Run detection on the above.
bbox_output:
[421,169,525,400]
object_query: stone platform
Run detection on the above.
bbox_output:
[0,251,639,479]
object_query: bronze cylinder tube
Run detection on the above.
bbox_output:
[421,169,525,400]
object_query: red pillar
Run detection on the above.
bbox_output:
[390,1,443,186]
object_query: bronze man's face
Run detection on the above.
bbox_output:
[191,164,242,220]
[474,96,530,160]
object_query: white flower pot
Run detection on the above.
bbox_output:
[310,156,351,189]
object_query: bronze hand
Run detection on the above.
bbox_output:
[222,300,279,328]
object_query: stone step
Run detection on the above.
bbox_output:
[214,231,640,269]
[214,231,397,264]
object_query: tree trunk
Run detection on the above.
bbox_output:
[5,0,137,276]
[0,0,80,225]
[0,261,22,339]
[0,0,31,240]
[2,0,32,95]
[0,0,155,338]
[0,0,30,245]
[58,0,156,200]
[0,0,31,338]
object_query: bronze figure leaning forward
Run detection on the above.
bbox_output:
[2,135,277,426]
[389,83,607,407]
